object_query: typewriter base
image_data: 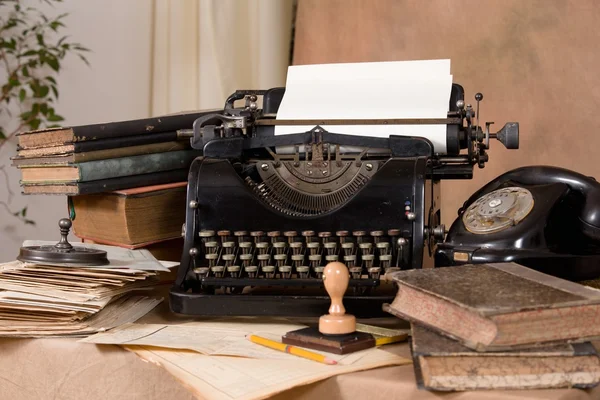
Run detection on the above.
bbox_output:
[169,286,395,318]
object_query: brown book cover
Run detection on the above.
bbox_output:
[16,109,216,148]
[411,324,600,391]
[71,182,187,246]
[12,141,187,165]
[22,169,189,195]
[384,263,600,351]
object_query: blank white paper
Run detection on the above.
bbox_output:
[275,59,452,154]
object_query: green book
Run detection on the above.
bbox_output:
[19,149,199,183]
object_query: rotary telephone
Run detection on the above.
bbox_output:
[436,166,600,281]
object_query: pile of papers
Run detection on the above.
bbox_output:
[81,320,413,400]
[0,241,174,337]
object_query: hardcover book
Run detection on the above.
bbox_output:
[16,109,215,148]
[411,324,600,391]
[384,263,600,351]
[19,150,199,183]
[22,169,189,195]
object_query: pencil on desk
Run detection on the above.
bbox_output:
[248,334,338,365]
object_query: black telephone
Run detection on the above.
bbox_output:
[436,165,600,281]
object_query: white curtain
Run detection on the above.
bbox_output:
[150,0,294,115]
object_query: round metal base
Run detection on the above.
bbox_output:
[18,245,109,266]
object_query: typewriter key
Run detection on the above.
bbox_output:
[205,253,218,268]
[222,254,235,266]
[256,242,269,254]
[222,241,235,254]
[379,254,392,270]
[274,254,287,266]
[284,231,298,243]
[273,241,287,254]
[244,265,258,278]
[376,242,391,255]
[217,230,231,243]
[368,267,382,280]
[239,241,253,254]
[314,266,325,279]
[262,265,275,278]
[301,230,315,242]
[349,266,362,280]
[211,266,225,277]
[296,266,310,278]
[289,242,303,255]
[359,242,373,255]
[239,253,253,267]
[226,265,241,278]
[325,254,339,262]
[387,229,401,237]
[278,265,292,278]
[205,241,219,252]
[353,230,367,244]
[192,267,209,277]
[370,230,384,243]
[362,254,375,269]
[336,230,349,243]
[250,231,265,244]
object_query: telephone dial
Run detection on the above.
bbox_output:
[436,166,600,281]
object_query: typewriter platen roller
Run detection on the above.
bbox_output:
[170,86,519,317]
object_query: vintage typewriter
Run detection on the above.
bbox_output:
[170,85,519,317]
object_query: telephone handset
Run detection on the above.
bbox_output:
[436,166,600,281]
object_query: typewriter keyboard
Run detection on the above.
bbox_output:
[191,229,410,280]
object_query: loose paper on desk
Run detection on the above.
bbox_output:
[127,343,411,400]
[80,321,374,364]
[22,240,172,271]
[275,59,452,154]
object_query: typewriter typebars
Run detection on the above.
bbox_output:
[171,85,519,317]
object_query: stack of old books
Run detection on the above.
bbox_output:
[12,111,207,195]
[12,112,207,259]
[384,262,600,391]
[0,242,173,337]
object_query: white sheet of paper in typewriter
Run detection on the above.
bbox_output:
[275,59,452,154]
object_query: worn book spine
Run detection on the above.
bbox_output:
[12,141,189,166]
[18,110,215,143]
[22,169,189,195]
[411,325,600,391]
[76,150,198,181]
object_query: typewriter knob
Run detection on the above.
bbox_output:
[475,93,483,102]
[456,99,465,110]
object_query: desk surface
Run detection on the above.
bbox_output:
[1,303,598,400]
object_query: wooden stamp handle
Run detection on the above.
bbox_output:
[319,262,356,335]
[323,262,349,316]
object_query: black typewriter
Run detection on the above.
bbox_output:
[170,85,519,317]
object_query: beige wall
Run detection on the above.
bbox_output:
[0,0,154,262]
[293,0,600,227]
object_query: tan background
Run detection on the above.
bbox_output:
[293,0,600,227]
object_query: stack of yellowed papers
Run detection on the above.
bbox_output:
[81,320,413,400]
[0,241,175,337]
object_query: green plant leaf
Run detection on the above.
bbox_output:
[28,118,41,130]
[18,88,25,102]
[36,85,49,98]
[46,56,59,71]
[21,207,27,217]
[47,114,64,122]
